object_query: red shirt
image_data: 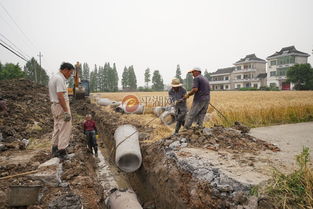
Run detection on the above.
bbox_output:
[83,120,96,131]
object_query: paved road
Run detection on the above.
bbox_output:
[250,122,313,165]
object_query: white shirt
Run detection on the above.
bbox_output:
[48,71,69,102]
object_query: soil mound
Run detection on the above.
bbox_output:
[0,78,53,142]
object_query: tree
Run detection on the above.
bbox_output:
[287,64,313,90]
[152,70,164,91]
[0,63,25,80]
[121,66,129,90]
[82,63,90,81]
[112,63,119,91]
[24,57,49,85]
[176,64,183,83]
[144,68,151,88]
[128,65,137,90]
[204,69,211,81]
[184,73,193,91]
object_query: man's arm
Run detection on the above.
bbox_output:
[57,92,69,112]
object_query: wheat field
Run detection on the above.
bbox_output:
[92,91,313,139]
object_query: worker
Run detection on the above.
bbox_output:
[0,97,8,115]
[83,114,98,157]
[184,67,210,129]
[168,78,187,134]
[48,62,75,160]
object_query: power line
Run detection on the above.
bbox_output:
[0,38,29,61]
[0,39,28,62]
[0,1,36,50]
[0,32,31,60]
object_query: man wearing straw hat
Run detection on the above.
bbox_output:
[183,67,210,129]
[168,78,188,134]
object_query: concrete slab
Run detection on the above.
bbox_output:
[250,122,313,172]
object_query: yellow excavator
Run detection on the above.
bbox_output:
[68,62,90,99]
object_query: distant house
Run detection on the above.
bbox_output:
[209,67,235,90]
[267,46,310,90]
[232,54,266,89]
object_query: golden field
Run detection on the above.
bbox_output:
[93,91,313,128]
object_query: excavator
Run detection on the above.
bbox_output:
[67,61,90,99]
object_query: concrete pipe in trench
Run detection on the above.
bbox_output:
[153,106,165,117]
[160,107,176,125]
[114,125,142,172]
[106,188,143,209]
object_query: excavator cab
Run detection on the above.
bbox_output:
[67,62,89,99]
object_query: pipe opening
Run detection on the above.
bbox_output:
[117,153,141,173]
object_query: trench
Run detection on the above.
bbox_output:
[88,101,274,209]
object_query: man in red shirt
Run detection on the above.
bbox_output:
[83,114,98,157]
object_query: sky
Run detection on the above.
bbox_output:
[0,0,312,87]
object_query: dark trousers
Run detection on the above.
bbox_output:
[175,106,187,133]
[85,130,98,155]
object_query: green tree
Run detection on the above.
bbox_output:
[184,73,193,91]
[128,65,137,90]
[176,64,183,83]
[144,68,151,88]
[112,63,119,91]
[0,63,25,80]
[82,63,90,81]
[204,69,211,81]
[152,70,164,91]
[24,57,49,85]
[287,64,313,90]
[121,66,129,90]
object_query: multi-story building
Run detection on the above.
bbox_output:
[267,46,310,90]
[209,67,234,90]
[231,54,266,89]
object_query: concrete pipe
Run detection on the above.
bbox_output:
[116,104,145,114]
[97,98,113,106]
[153,106,165,117]
[160,107,176,125]
[106,188,143,209]
[114,125,142,172]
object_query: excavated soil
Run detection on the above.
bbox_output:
[0,79,104,209]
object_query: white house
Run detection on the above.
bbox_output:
[231,54,266,89]
[209,67,235,90]
[267,46,310,90]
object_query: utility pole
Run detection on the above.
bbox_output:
[37,52,43,84]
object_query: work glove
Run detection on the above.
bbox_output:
[96,135,99,139]
[183,94,190,100]
[63,112,71,122]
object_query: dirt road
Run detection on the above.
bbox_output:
[250,122,313,168]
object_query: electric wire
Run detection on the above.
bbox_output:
[0,39,28,62]
[0,32,31,60]
[0,2,36,50]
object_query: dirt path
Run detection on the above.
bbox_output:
[250,122,313,170]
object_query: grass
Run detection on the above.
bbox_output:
[264,147,313,209]
[92,91,313,128]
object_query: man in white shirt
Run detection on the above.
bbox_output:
[48,62,74,159]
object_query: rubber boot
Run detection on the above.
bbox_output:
[51,145,58,158]
[174,121,183,134]
[94,146,98,157]
[57,149,69,161]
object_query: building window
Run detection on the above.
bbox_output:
[225,76,229,80]
[246,83,251,87]
[237,66,241,71]
[270,60,276,66]
[277,67,289,76]
[237,84,241,88]
[225,85,228,89]
[270,71,276,77]
[253,84,258,88]
[270,83,276,87]
[237,75,241,80]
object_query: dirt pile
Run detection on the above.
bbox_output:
[163,125,280,154]
[0,78,53,142]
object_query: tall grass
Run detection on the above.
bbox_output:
[95,91,313,128]
[265,147,313,209]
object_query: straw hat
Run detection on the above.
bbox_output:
[188,67,202,73]
[171,78,183,87]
